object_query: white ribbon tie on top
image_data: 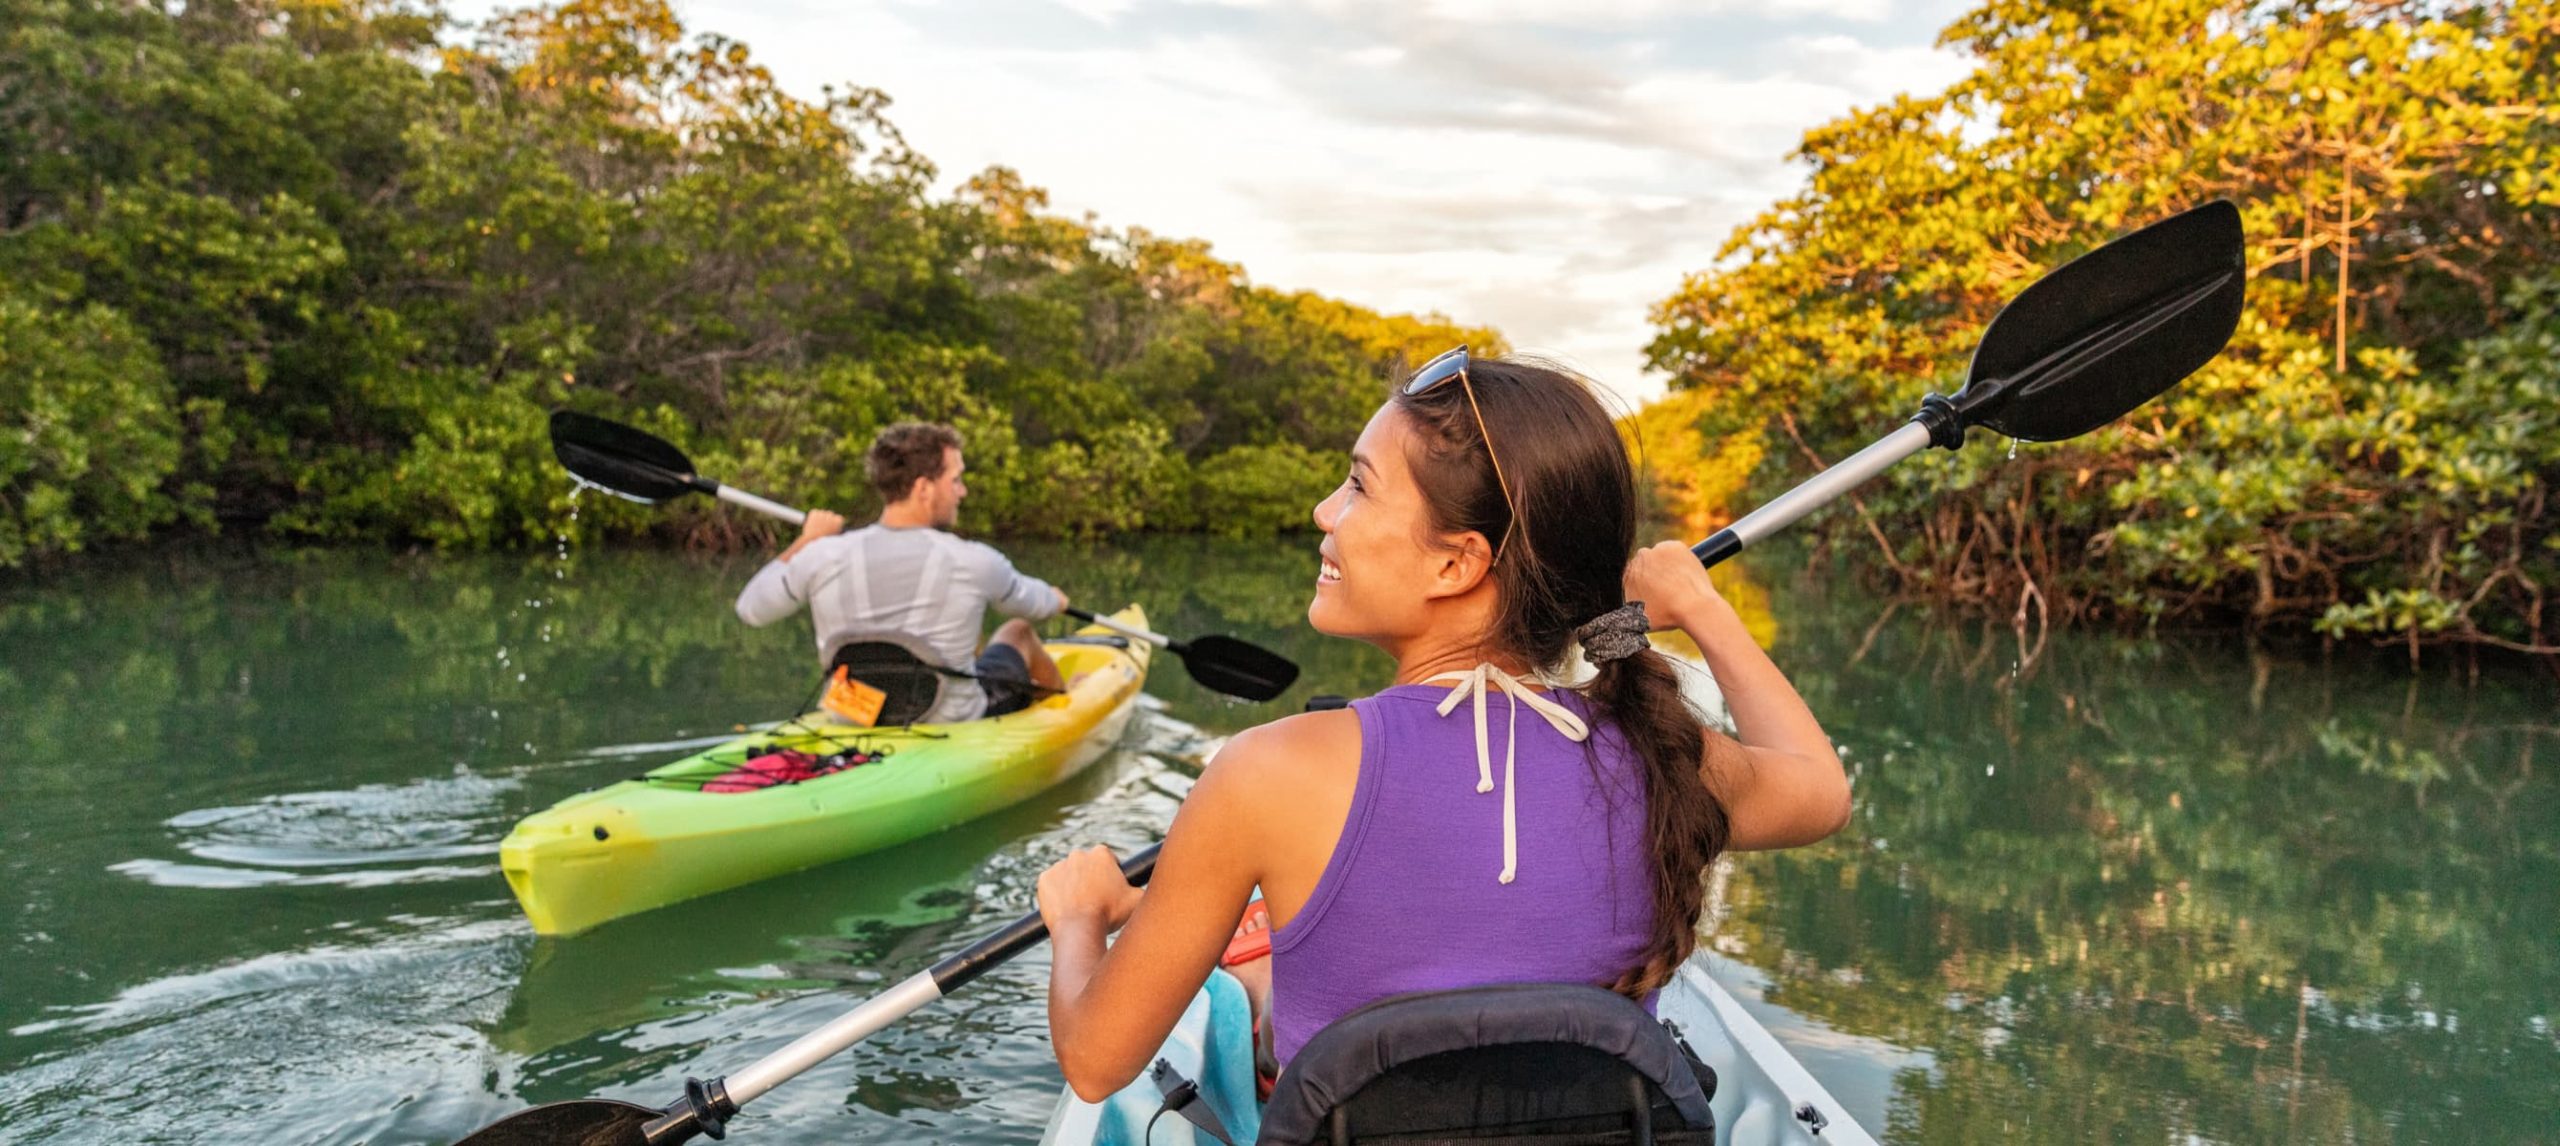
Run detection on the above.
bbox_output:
[1427,663,1590,884]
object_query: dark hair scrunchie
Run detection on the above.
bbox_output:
[1576,601,1651,665]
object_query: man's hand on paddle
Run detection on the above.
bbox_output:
[778,509,845,563]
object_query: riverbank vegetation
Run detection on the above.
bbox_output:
[0,0,1491,567]
[14,0,2557,660]
[1649,0,2560,656]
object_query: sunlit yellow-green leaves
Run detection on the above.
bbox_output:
[1646,0,2560,656]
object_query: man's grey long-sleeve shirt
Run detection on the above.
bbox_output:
[735,523,1062,723]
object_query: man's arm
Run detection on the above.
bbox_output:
[735,511,844,626]
[966,541,1067,621]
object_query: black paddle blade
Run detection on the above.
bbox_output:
[550,410,704,503]
[1958,200,2246,442]
[451,1098,656,1146]
[1178,634,1300,702]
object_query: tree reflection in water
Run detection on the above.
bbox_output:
[1713,566,2559,1143]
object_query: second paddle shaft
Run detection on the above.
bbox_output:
[1066,606,1172,649]
[720,842,1164,1106]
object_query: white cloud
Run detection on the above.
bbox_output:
[1325,0,1892,26]
[1049,0,1141,24]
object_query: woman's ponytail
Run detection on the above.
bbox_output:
[1588,640,1731,997]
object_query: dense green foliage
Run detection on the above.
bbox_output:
[0,296,189,564]
[1649,0,2560,656]
[0,0,1490,564]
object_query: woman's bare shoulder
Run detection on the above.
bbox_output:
[1190,708,1362,809]
[1180,707,1364,907]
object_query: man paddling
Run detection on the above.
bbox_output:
[736,422,1070,724]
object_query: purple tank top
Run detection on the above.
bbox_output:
[1267,682,1657,1066]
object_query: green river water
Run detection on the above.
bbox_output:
[1,537,2553,1143]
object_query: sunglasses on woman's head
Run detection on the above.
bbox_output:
[1405,345,1472,397]
[1401,346,1525,560]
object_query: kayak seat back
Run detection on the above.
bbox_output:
[1259,983,1717,1146]
[822,630,953,726]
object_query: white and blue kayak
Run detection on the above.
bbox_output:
[1037,960,1879,1146]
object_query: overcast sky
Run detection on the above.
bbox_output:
[455,0,1980,407]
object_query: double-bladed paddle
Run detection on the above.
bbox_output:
[457,200,2246,1146]
[546,411,1301,702]
[1689,198,2245,569]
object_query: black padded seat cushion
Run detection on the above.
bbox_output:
[1258,983,1716,1145]
[822,632,951,726]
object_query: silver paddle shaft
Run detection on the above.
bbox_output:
[713,483,807,526]
[723,970,943,1105]
[1724,421,1933,549]
[1075,609,1173,649]
[719,839,1166,1106]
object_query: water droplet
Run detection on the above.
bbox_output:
[568,474,646,504]
[2006,439,2020,461]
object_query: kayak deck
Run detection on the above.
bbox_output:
[1666,961,1879,1145]
[500,607,1153,936]
[1037,960,1878,1146]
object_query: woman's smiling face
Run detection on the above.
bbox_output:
[1309,403,1481,647]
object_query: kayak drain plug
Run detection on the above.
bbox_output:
[593,825,610,841]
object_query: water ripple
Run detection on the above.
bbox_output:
[10,918,521,1039]
[118,772,519,890]
[108,859,495,890]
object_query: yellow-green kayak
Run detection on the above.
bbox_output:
[500,606,1153,936]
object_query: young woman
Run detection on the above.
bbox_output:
[1036,350,1851,1101]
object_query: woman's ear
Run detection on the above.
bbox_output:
[1421,533,1498,600]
